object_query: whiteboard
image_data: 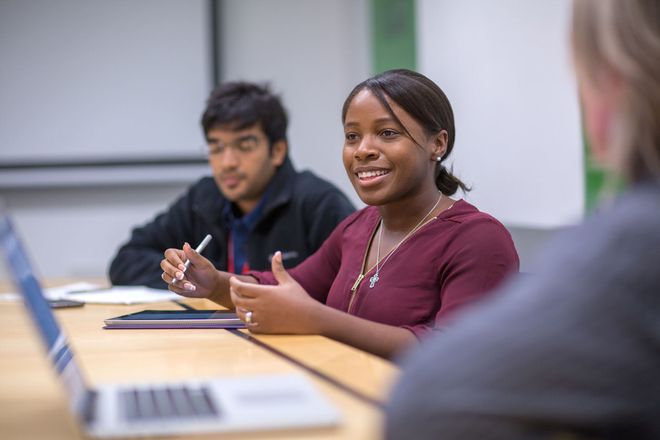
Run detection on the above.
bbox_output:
[0,0,212,164]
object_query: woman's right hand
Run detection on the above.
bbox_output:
[160,242,219,299]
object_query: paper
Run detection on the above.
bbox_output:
[61,285,180,305]
[0,282,99,302]
[0,293,20,302]
[44,282,102,300]
[3,282,180,305]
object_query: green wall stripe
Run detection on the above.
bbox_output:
[584,137,607,212]
[371,0,417,73]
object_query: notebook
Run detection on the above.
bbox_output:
[0,208,340,438]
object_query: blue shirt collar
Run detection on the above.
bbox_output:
[222,186,271,231]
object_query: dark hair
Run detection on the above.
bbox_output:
[201,81,288,152]
[342,69,469,195]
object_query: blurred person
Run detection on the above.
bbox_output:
[161,69,519,359]
[385,0,660,438]
[109,82,355,288]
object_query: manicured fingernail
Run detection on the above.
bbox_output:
[176,272,184,280]
[184,283,196,291]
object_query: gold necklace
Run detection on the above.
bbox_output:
[350,192,444,294]
[368,192,443,288]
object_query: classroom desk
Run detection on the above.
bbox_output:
[0,280,399,439]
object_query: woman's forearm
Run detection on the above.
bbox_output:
[309,303,418,359]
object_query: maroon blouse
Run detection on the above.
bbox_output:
[249,200,519,339]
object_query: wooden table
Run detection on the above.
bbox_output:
[0,280,399,439]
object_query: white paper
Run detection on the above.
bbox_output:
[44,282,102,300]
[0,282,99,302]
[0,293,20,302]
[61,285,180,305]
[4,282,180,305]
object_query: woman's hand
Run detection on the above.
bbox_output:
[229,251,320,334]
[161,242,219,299]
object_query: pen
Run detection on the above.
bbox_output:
[182,234,212,273]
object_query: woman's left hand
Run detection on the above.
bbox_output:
[229,251,321,334]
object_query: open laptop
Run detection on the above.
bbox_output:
[0,210,340,438]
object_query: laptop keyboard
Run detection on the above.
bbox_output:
[119,385,220,422]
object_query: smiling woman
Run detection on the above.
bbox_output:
[161,69,520,359]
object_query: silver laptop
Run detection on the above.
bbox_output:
[0,210,340,438]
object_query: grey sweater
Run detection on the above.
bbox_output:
[386,181,660,440]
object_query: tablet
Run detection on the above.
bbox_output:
[104,310,245,329]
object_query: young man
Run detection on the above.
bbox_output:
[109,82,355,288]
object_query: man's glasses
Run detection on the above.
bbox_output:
[206,135,263,156]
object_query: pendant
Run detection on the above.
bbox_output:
[369,272,379,288]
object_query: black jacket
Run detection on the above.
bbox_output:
[109,159,355,288]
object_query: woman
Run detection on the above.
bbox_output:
[386,1,660,438]
[161,69,519,359]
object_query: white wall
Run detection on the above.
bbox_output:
[418,0,584,228]
[0,0,581,282]
[219,0,370,208]
[0,0,371,281]
[0,185,191,280]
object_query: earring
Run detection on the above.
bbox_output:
[435,156,442,162]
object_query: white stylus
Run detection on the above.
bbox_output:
[182,234,212,273]
[172,234,211,284]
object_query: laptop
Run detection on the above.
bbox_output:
[0,210,340,438]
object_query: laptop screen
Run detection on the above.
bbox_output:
[0,210,89,415]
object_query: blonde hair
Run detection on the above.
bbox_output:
[572,0,660,182]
